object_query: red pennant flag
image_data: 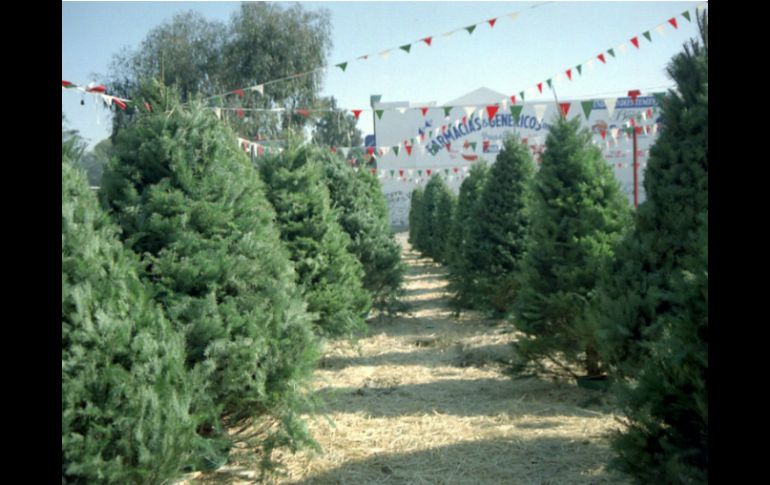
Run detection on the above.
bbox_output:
[113,98,127,110]
[597,53,606,63]
[234,89,245,98]
[242,141,249,151]
[62,80,73,87]
[600,130,607,140]
[488,18,497,28]
[367,146,375,155]
[422,37,432,46]
[486,105,499,119]
[371,168,376,174]
[426,169,432,176]
[559,102,571,117]
[297,109,310,118]
[483,140,490,151]
[453,167,459,173]
[646,126,651,134]
[399,169,404,177]
[510,95,516,105]
[537,83,543,93]
[628,89,641,103]
[521,138,528,145]
[421,107,429,116]
[617,163,623,168]
[85,85,106,93]
[630,37,640,49]
[352,109,362,119]
[668,17,678,29]
[237,109,245,118]
[405,143,413,155]
[330,147,337,153]
[461,116,467,124]
[630,118,636,127]
[258,145,264,156]
[566,69,572,80]
[446,143,451,151]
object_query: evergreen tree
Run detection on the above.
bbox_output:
[258,143,371,337]
[597,12,708,482]
[466,136,535,313]
[408,187,425,249]
[446,162,490,310]
[319,149,404,309]
[421,175,456,263]
[63,131,196,483]
[513,116,631,376]
[101,82,319,471]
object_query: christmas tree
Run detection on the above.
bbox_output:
[100,82,319,471]
[467,136,535,313]
[409,187,425,250]
[420,174,456,263]
[63,128,196,483]
[513,116,631,376]
[258,142,371,337]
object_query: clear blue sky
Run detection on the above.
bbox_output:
[62,1,704,148]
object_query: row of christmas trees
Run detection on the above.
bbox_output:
[62,82,405,483]
[408,13,707,483]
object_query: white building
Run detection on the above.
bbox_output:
[371,87,660,228]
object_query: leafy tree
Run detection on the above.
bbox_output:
[258,142,371,337]
[512,116,631,376]
[63,129,196,483]
[466,137,535,313]
[446,161,490,310]
[100,82,319,472]
[312,96,363,147]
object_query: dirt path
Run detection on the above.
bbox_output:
[188,233,629,484]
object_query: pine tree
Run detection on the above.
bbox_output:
[421,175,456,263]
[513,116,631,376]
[318,150,404,310]
[100,82,319,471]
[466,136,535,313]
[258,143,371,337]
[446,162,490,310]
[63,131,196,483]
[597,12,708,482]
[408,187,425,249]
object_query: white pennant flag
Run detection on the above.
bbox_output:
[586,59,594,71]
[379,170,386,178]
[407,169,414,176]
[251,84,265,95]
[508,12,519,22]
[641,111,648,121]
[339,147,350,158]
[655,24,666,36]
[380,146,390,156]
[379,49,392,59]
[463,106,476,118]
[604,97,617,117]
[610,128,619,140]
[618,43,627,55]
[214,108,222,119]
[554,73,562,84]
[396,107,407,114]
[533,104,547,123]
[443,29,458,38]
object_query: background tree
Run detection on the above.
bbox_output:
[420,175,456,263]
[512,116,631,377]
[76,138,113,187]
[63,127,196,483]
[408,187,425,249]
[466,136,535,313]
[312,96,363,147]
[100,82,319,472]
[258,142,371,337]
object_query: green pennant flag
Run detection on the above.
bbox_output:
[393,146,399,156]
[643,31,652,42]
[429,130,433,138]
[519,91,525,101]
[375,109,384,120]
[336,62,348,71]
[546,78,553,89]
[510,105,523,122]
[443,106,452,117]
[465,24,477,34]
[581,100,594,119]
[400,44,411,53]
[682,10,691,22]
[576,64,582,75]
[410,138,415,145]
[607,48,615,58]
[390,170,395,177]
[444,169,450,175]
[470,142,477,151]
[417,169,423,176]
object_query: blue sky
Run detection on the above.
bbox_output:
[62,1,703,148]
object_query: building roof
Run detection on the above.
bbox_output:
[444,87,509,106]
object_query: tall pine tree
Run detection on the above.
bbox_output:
[63,130,196,483]
[258,143,371,337]
[100,82,319,471]
[420,174,456,263]
[597,12,708,482]
[408,187,425,250]
[513,116,631,376]
[466,136,535,313]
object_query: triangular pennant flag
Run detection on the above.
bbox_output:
[643,31,652,42]
[214,107,222,120]
[510,95,517,105]
[537,82,543,93]
[607,48,615,58]
[396,107,407,114]
[393,146,400,156]
[486,105,499,119]
[470,142,477,151]
[62,80,74,88]
[379,49,392,59]
[400,44,412,53]
[566,69,572,81]
[600,130,607,140]
[656,24,666,36]
[336,62,348,71]
[443,106,452,117]
[417,169,423,176]
[352,109,362,120]
[604,97,617,117]
[371,168,377,174]
[597,53,607,63]
[488,18,497,28]
[390,170,395,177]
[618,43,628,54]
[375,109,384,120]
[330,146,337,153]
[445,143,451,151]
[442,29,457,38]
[559,102,571,117]
[340,147,350,157]
[576,64,582,75]
[423,37,432,46]
[421,107,429,116]
[465,24,477,34]
[534,104,547,123]
[426,169,432,176]
[444,168,450,176]
[546,79,553,89]
[357,54,369,60]
[399,169,404,177]
[453,167,459,173]
[297,109,310,118]
[682,10,692,22]
[647,108,653,118]
[253,84,264,95]
[367,146,375,155]
[586,59,594,70]
[461,106,474,118]
[112,98,127,110]
[237,109,245,118]
[611,128,619,139]
[380,147,390,156]
[233,89,245,98]
[405,144,413,156]
[509,105,523,122]
[519,91,526,101]
[628,90,641,103]
[482,140,490,151]
[581,100,593,119]
[668,17,678,29]
[508,12,519,21]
